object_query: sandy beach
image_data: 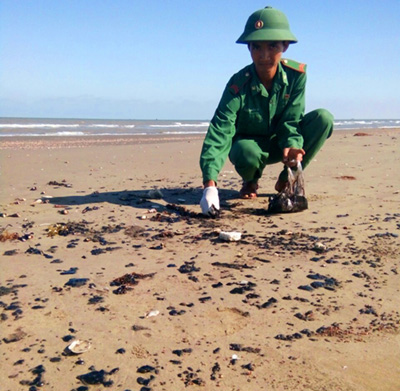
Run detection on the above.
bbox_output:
[1,128,399,391]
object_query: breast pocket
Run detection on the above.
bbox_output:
[237,108,268,136]
[275,94,290,117]
[245,108,263,123]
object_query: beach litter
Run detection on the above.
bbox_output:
[268,162,308,213]
[47,180,72,188]
[110,272,156,287]
[77,367,118,387]
[64,278,89,288]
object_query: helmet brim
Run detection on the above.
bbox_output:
[236,29,298,44]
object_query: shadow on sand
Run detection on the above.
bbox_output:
[46,187,240,212]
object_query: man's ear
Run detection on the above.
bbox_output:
[282,41,289,53]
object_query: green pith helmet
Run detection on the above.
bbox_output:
[236,6,297,44]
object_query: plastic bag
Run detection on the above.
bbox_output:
[268,162,308,213]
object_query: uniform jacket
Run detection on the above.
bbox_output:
[200,59,307,182]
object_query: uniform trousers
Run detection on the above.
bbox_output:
[229,108,334,183]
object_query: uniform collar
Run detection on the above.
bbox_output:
[249,62,288,97]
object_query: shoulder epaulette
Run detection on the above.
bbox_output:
[281,59,307,73]
[229,69,252,94]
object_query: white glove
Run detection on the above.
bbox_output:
[200,186,220,216]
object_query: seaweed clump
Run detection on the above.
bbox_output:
[47,221,91,237]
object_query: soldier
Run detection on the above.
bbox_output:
[200,6,333,216]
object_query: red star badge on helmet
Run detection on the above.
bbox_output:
[254,20,264,29]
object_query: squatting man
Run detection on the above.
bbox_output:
[199,6,333,216]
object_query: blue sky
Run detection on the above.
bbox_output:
[0,0,399,120]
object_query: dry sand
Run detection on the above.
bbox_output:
[1,129,399,391]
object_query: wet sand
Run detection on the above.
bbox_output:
[1,128,400,390]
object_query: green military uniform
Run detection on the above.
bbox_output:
[200,58,334,184]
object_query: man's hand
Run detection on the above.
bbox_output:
[282,148,305,167]
[200,186,220,216]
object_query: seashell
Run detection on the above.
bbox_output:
[145,310,160,318]
[67,339,91,354]
[219,231,241,242]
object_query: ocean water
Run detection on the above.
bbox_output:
[0,117,399,138]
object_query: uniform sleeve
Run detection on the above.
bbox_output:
[275,72,306,150]
[200,84,241,183]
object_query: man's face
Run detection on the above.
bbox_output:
[249,41,288,73]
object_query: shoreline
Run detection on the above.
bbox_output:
[1,127,400,150]
[0,133,205,150]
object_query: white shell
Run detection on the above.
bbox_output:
[145,310,160,318]
[219,231,241,242]
[68,339,91,354]
[314,242,326,251]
